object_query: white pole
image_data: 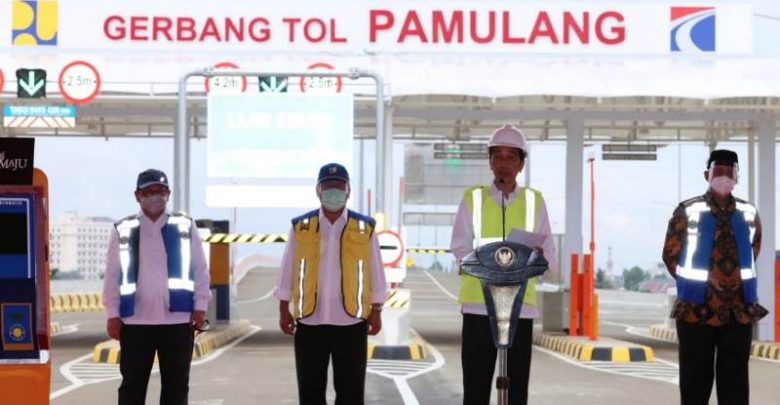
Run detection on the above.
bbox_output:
[756,116,776,341]
[564,117,585,288]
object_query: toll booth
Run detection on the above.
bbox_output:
[0,138,51,404]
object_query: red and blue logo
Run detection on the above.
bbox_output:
[670,7,716,52]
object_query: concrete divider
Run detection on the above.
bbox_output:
[368,338,428,360]
[50,292,104,313]
[92,320,253,364]
[751,341,780,361]
[533,330,654,362]
[650,323,780,362]
[367,289,429,361]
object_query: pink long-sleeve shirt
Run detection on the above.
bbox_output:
[103,212,212,325]
[274,209,388,326]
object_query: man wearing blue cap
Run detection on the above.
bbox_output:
[274,163,387,405]
[103,168,211,405]
[663,150,767,405]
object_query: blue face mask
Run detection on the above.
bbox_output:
[321,188,347,212]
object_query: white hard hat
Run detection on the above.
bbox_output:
[487,125,528,156]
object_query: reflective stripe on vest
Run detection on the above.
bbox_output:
[166,215,194,292]
[296,257,306,318]
[677,202,710,282]
[117,218,140,296]
[356,258,365,318]
[735,202,757,280]
[460,186,541,306]
[676,200,757,304]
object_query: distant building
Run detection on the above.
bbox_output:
[50,211,114,280]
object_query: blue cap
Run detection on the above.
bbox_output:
[136,169,169,190]
[318,163,349,183]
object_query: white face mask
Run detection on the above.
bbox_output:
[140,194,167,215]
[709,176,735,196]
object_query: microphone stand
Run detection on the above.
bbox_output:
[496,178,509,405]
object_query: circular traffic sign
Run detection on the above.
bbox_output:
[299,62,342,93]
[205,61,247,94]
[377,230,404,268]
[58,61,101,105]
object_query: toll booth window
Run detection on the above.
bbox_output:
[0,213,28,254]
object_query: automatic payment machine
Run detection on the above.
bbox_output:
[0,138,50,404]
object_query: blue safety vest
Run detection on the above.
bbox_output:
[676,197,758,305]
[115,213,196,318]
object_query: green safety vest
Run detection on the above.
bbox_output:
[459,185,543,306]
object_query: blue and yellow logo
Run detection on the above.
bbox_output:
[9,324,26,341]
[12,0,58,46]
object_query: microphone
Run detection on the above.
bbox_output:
[499,178,507,243]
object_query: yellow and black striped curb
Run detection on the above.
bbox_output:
[751,341,780,361]
[50,322,62,335]
[368,339,428,360]
[204,233,288,244]
[406,247,450,254]
[93,340,121,364]
[384,289,410,309]
[50,292,104,313]
[193,320,252,358]
[649,324,678,343]
[92,320,253,364]
[533,331,654,362]
[651,324,780,362]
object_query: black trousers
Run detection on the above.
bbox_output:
[462,314,533,405]
[294,321,368,405]
[118,323,194,405]
[677,320,752,405]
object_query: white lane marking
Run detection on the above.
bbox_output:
[533,345,680,385]
[50,354,101,400]
[625,326,655,340]
[422,271,458,301]
[52,324,80,337]
[753,356,780,365]
[236,290,275,305]
[599,300,665,308]
[191,325,261,365]
[602,320,641,329]
[367,341,446,405]
[50,325,261,401]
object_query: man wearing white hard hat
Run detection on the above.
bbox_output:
[450,125,557,405]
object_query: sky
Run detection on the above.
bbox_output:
[18,0,780,276]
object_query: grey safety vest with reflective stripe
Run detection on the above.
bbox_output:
[116,213,195,318]
[676,200,758,304]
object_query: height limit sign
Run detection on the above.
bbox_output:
[58,61,101,105]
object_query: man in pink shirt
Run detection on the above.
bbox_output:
[275,162,387,405]
[103,169,211,405]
